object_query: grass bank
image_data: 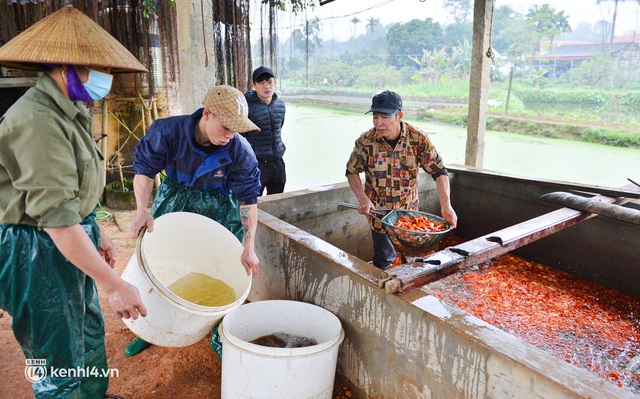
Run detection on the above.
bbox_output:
[427,110,640,149]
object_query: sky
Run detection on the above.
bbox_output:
[270,0,640,42]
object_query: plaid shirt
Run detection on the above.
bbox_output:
[346,121,445,232]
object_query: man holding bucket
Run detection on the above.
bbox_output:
[345,90,458,270]
[127,85,262,356]
[130,85,262,276]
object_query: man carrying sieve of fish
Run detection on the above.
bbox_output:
[130,85,262,277]
[346,90,458,270]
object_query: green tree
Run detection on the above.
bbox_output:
[496,18,536,56]
[491,5,524,53]
[354,65,405,89]
[309,61,357,86]
[268,0,316,14]
[351,17,361,38]
[566,54,615,89]
[495,13,539,76]
[366,17,380,34]
[528,68,548,88]
[443,22,472,48]
[449,38,472,80]
[291,17,322,53]
[526,4,572,48]
[443,0,472,24]
[408,47,449,83]
[386,18,443,69]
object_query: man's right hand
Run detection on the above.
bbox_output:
[357,198,375,216]
[130,210,155,238]
[107,280,147,320]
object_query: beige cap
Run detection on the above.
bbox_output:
[0,6,147,73]
[203,85,260,133]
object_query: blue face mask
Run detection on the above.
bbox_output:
[83,69,113,100]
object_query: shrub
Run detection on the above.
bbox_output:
[354,65,405,89]
[514,88,612,106]
[620,92,640,109]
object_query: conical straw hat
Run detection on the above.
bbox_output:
[0,6,148,73]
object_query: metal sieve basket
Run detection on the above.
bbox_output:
[382,209,452,257]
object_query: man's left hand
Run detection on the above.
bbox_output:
[99,233,117,268]
[441,204,458,229]
[241,248,259,276]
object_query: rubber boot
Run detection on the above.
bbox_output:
[80,343,109,399]
[124,337,152,356]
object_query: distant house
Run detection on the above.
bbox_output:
[538,40,594,53]
[527,40,640,78]
[613,33,640,43]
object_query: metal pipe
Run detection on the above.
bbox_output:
[540,191,640,225]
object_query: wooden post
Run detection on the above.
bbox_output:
[465,0,494,168]
[101,99,109,186]
[175,0,216,114]
[152,98,158,121]
[504,65,514,114]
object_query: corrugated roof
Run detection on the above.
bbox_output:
[530,42,637,61]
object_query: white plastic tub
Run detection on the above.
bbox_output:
[121,212,251,347]
[219,300,345,399]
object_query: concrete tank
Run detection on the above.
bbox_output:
[250,165,640,399]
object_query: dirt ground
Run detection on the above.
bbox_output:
[0,207,355,399]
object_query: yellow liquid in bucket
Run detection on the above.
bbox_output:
[167,272,236,307]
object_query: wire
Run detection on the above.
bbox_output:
[96,200,112,221]
[319,0,396,21]
[279,0,396,30]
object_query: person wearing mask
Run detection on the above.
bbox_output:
[243,66,287,195]
[0,7,147,398]
[345,90,458,270]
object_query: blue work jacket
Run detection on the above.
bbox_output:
[133,108,261,205]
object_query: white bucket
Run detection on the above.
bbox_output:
[219,300,345,399]
[121,212,251,347]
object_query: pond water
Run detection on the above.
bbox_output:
[281,103,640,192]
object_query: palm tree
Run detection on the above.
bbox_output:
[350,17,361,38]
[366,17,380,34]
[596,0,640,43]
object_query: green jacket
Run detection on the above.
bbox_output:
[0,74,103,228]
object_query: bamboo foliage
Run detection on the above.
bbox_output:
[1,0,303,98]
[212,0,253,92]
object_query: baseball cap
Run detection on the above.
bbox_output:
[252,66,275,83]
[203,85,260,133]
[366,90,403,115]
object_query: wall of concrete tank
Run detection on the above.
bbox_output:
[248,165,640,399]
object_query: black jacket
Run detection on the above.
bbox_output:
[243,90,286,161]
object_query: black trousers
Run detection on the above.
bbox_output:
[258,157,286,195]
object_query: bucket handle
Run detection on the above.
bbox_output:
[135,226,147,271]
